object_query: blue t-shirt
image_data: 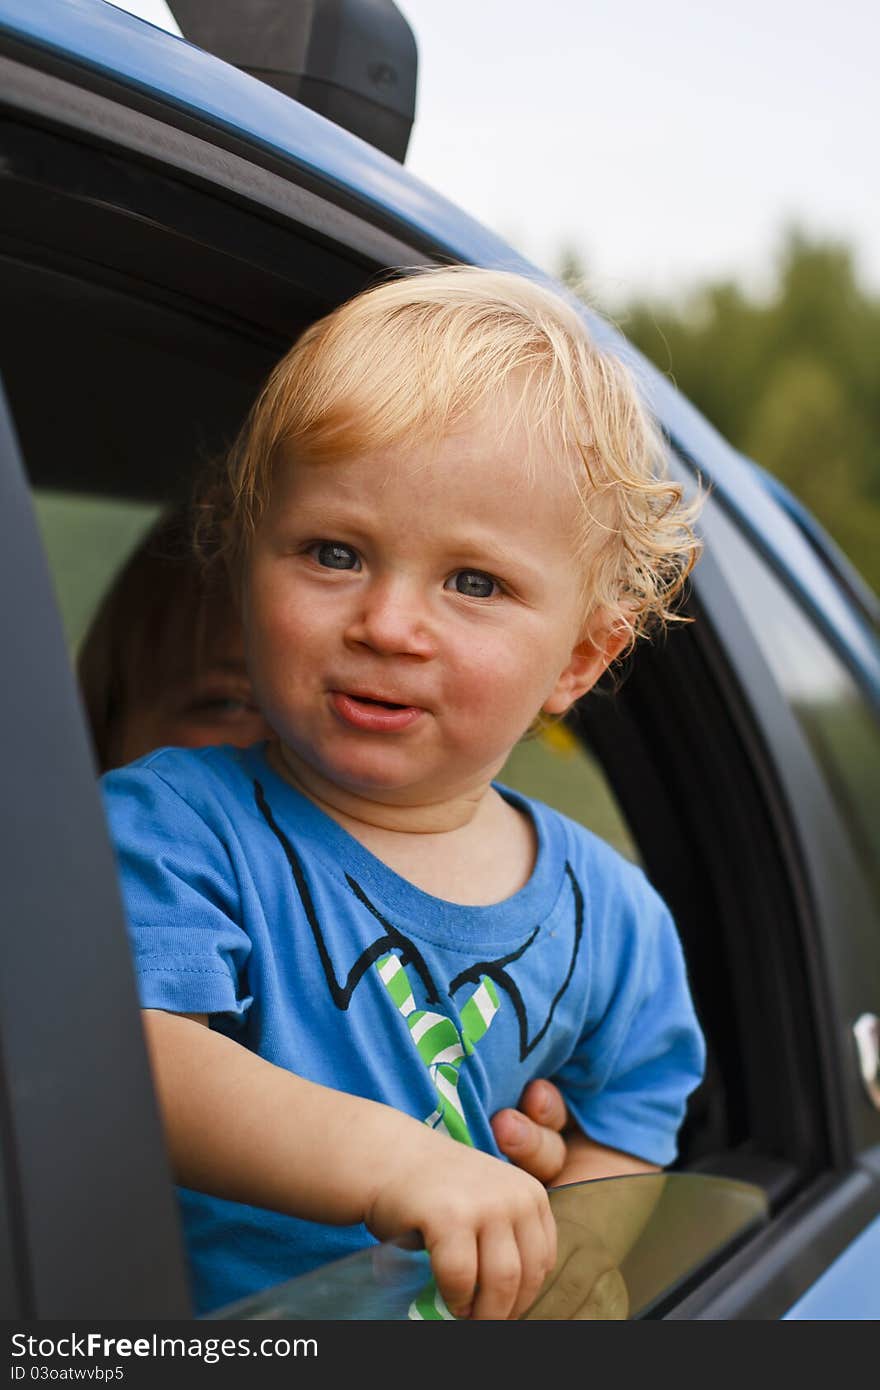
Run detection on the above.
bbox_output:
[102,742,704,1314]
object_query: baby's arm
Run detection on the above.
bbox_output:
[554,1129,659,1185]
[143,1009,556,1320]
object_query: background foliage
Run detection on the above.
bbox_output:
[559,231,880,594]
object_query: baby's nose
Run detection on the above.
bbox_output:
[346,578,436,658]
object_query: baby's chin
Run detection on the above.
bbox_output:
[274,743,493,832]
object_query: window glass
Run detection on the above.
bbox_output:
[709,502,880,900]
[206,1173,768,1320]
[500,722,639,863]
[33,491,161,652]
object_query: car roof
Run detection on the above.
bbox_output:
[1,0,877,691]
[1,0,516,265]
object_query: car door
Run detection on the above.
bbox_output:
[0,375,191,1317]
[657,483,880,1318]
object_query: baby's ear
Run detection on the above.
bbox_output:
[542,612,631,716]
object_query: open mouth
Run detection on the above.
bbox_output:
[330,690,424,732]
[352,696,406,710]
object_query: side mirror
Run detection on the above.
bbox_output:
[170,0,418,161]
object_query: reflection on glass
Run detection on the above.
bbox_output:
[33,490,161,652]
[707,503,880,902]
[207,1173,768,1321]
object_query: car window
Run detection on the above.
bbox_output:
[500,722,638,863]
[708,502,880,904]
[34,491,161,651]
[204,1173,768,1321]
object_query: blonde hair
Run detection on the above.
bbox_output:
[198,265,702,647]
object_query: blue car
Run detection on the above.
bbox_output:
[0,0,877,1322]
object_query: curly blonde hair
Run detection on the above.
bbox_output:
[198,265,702,649]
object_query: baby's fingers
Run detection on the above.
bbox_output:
[470,1200,556,1321]
[470,1226,523,1320]
[429,1232,478,1320]
[511,1207,558,1319]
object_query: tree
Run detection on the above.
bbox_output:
[558,232,880,592]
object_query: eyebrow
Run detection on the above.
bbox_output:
[440,532,545,577]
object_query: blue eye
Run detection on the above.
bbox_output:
[313,542,360,570]
[447,570,498,599]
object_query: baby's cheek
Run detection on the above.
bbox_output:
[448,684,542,764]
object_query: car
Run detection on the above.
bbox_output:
[0,0,878,1323]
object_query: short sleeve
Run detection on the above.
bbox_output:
[553,870,705,1166]
[101,761,253,1018]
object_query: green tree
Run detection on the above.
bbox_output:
[745,356,880,580]
[558,231,880,592]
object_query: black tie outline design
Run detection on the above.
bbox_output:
[255,779,440,1007]
[449,865,584,1062]
[254,780,584,1049]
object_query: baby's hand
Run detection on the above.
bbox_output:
[365,1126,556,1320]
[491,1079,568,1186]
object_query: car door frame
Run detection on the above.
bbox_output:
[585,480,880,1317]
[0,375,191,1317]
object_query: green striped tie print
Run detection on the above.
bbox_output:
[460,978,500,1054]
[410,1283,456,1320]
[376,954,500,1143]
[375,953,501,1319]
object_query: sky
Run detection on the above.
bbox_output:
[112,0,879,306]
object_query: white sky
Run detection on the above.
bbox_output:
[112,0,879,305]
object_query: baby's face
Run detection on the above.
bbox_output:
[242,408,609,812]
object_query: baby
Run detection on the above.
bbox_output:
[103,267,705,1319]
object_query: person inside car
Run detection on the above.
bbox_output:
[100,267,706,1319]
[78,505,273,771]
